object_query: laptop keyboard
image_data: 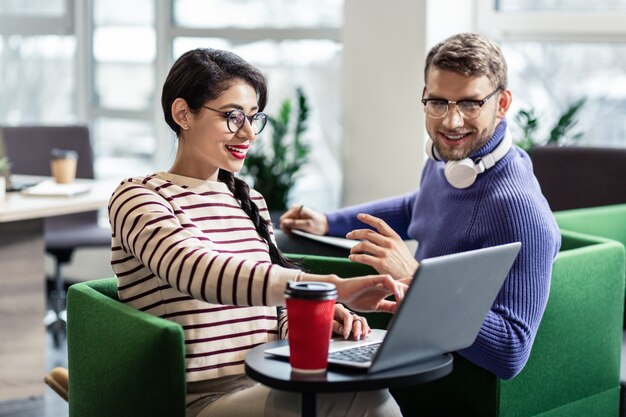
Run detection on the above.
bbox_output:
[329,342,381,363]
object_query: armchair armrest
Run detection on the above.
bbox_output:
[67,278,186,417]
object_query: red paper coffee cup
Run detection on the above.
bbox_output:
[285,281,337,373]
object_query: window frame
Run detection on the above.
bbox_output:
[475,0,626,149]
[476,0,626,41]
[0,0,74,35]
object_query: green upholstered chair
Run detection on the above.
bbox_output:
[64,257,386,417]
[299,231,625,417]
[66,230,624,417]
[390,230,624,416]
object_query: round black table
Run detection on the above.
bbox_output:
[245,340,453,417]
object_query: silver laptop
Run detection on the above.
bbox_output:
[265,242,521,373]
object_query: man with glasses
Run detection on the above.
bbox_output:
[280,33,561,380]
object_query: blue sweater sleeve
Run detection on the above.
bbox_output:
[325,191,418,240]
[456,179,561,380]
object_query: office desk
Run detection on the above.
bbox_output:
[0,177,113,401]
[245,340,453,417]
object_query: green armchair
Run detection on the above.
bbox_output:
[66,230,624,417]
[389,229,624,416]
[66,279,186,417]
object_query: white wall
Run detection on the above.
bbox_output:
[341,0,427,206]
[426,0,475,49]
[341,0,474,206]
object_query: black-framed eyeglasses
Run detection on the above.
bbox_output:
[421,87,502,120]
[202,106,268,135]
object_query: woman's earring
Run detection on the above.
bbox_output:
[183,124,189,130]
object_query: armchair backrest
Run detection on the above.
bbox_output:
[555,203,626,326]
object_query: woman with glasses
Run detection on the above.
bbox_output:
[108,48,403,417]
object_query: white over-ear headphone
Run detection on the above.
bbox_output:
[425,130,513,189]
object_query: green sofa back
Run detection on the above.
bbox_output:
[555,204,626,250]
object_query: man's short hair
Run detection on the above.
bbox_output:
[424,33,508,90]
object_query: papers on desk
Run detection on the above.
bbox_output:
[21,179,91,197]
[292,229,360,250]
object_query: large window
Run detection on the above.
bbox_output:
[167,0,344,210]
[173,0,343,28]
[0,0,76,125]
[2,1,344,209]
[503,41,626,147]
[91,0,156,178]
[89,0,344,209]
[477,0,626,148]
[496,0,626,12]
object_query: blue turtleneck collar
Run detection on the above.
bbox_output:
[469,119,508,160]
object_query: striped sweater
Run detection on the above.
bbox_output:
[326,120,561,379]
[108,172,300,381]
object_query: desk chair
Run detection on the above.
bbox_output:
[1,125,111,347]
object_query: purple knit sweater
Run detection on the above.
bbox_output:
[326,120,561,379]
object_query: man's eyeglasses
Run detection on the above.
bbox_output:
[202,106,268,135]
[421,87,502,120]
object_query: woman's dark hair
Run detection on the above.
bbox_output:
[162,48,296,269]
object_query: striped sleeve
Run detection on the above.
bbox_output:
[278,307,289,339]
[108,181,301,307]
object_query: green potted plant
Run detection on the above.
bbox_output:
[240,87,311,212]
[513,98,586,153]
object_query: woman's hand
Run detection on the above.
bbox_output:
[331,303,371,340]
[279,204,329,235]
[297,273,407,313]
[346,213,419,280]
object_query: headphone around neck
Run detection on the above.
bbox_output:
[425,130,512,189]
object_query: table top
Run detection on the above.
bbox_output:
[245,340,453,394]
[0,175,116,223]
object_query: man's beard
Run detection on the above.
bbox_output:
[432,113,499,161]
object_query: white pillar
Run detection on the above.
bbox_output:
[341,0,475,206]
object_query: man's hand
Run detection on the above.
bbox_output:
[346,213,419,279]
[279,204,328,235]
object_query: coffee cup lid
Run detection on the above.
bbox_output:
[51,148,78,159]
[285,281,337,300]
